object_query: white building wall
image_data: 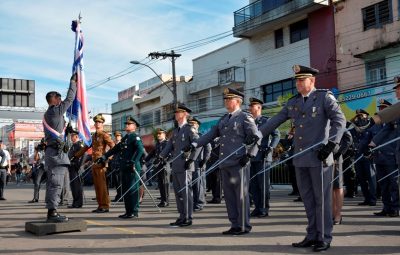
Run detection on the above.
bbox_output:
[246,18,310,101]
[191,39,249,94]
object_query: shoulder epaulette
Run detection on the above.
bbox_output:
[316,89,329,93]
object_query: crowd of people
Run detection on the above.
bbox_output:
[1,65,399,252]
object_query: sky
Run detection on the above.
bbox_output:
[0,0,244,114]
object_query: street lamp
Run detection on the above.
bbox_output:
[130,61,177,106]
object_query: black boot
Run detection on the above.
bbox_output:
[47,209,68,223]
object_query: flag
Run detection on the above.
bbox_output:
[67,18,92,146]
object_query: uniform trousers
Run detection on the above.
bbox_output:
[45,166,67,210]
[92,164,110,209]
[172,171,193,220]
[296,166,333,243]
[355,158,376,203]
[121,169,140,216]
[220,164,251,230]
[33,166,46,200]
[192,167,206,209]
[376,164,399,213]
[249,160,271,214]
[157,167,169,203]
[69,166,83,207]
[0,168,7,198]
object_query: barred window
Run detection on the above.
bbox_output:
[362,0,392,30]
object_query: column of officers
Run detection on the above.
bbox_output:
[35,65,400,253]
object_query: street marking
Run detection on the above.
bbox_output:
[85,220,139,234]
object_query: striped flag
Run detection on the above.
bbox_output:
[67,17,92,146]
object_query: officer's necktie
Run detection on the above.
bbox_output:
[303,96,308,103]
[228,114,232,120]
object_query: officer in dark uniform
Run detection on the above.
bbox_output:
[110,131,123,202]
[146,128,170,207]
[248,97,280,218]
[369,100,399,217]
[206,138,222,204]
[159,104,200,227]
[67,130,85,208]
[43,73,77,222]
[343,122,357,198]
[189,116,211,211]
[98,116,144,218]
[259,65,346,252]
[350,109,377,206]
[193,88,260,235]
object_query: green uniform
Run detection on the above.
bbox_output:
[105,132,144,216]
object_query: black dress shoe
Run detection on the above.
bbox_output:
[333,216,342,225]
[369,202,376,206]
[68,205,82,208]
[313,241,330,252]
[257,212,269,218]
[222,227,241,235]
[293,197,302,202]
[374,210,389,216]
[28,199,38,203]
[193,207,203,212]
[92,208,109,213]
[250,210,260,217]
[288,191,299,196]
[388,211,399,217]
[207,199,221,204]
[0,197,6,201]
[119,213,137,219]
[157,202,169,207]
[179,219,192,227]
[358,201,369,206]
[292,238,317,248]
[170,219,184,226]
[47,213,69,223]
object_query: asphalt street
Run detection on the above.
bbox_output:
[0,183,399,255]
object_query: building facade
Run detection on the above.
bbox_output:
[333,0,400,118]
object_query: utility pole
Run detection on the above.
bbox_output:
[148,50,181,108]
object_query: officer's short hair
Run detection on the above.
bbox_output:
[46,91,61,103]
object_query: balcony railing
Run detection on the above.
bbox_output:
[234,0,294,26]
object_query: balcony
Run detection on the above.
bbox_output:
[233,0,329,38]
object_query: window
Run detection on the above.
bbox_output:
[366,59,386,84]
[362,0,392,30]
[275,28,284,49]
[198,98,208,112]
[290,19,308,43]
[154,110,161,125]
[140,112,153,127]
[262,78,296,103]
[218,66,245,85]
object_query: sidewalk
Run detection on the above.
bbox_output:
[0,184,399,255]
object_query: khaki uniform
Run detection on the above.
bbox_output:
[76,130,115,209]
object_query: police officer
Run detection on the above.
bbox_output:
[259,65,346,251]
[373,77,400,124]
[29,138,46,203]
[0,141,8,201]
[369,100,399,217]
[146,128,170,207]
[350,109,377,206]
[206,138,222,204]
[189,116,211,212]
[332,129,352,225]
[75,114,115,213]
[159,104,200,227]
[43,73,77,222]
[67,130,86,208]
[248,97,280,218]
[192,88,260,235]
[110,131,123,202]
[98,116,144,218]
